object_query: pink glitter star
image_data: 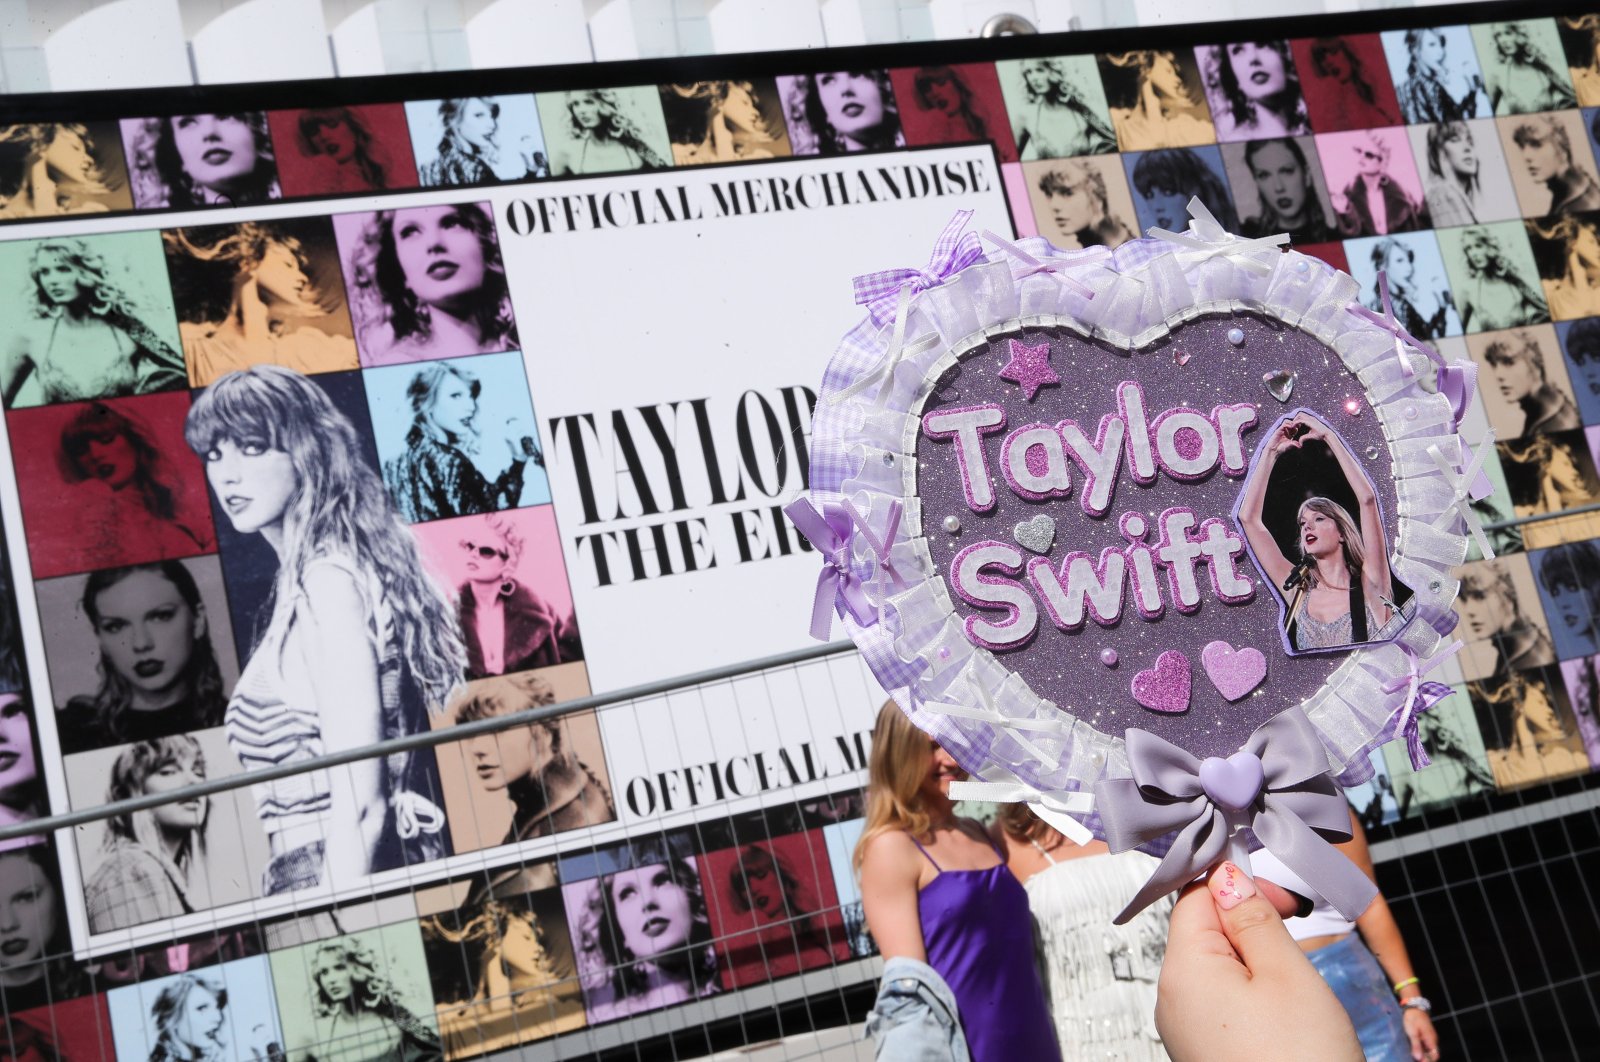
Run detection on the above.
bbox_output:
[998,339,1059,401]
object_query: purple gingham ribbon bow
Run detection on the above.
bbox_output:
[784,497,906,640]
[1094,708,1377,925]
[1349,270,1444,382]
[1380,640,1461,770]
[852,210,984,327]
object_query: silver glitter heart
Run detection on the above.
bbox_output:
[1013,514,1056,554]
[1261,369,1296,403]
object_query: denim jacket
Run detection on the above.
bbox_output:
[864,956,971,1061]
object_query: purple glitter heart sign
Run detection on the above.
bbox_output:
[801,204,1486,910]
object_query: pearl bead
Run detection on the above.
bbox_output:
[943,515,961,534]
[1227,328,1245,346]
[1100,648,1119,667]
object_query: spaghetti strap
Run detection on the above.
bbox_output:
[1030,839,1059,866]
[906,832,942,872]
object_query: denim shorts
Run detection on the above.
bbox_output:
[262,840,325,896]
[1307,933,1410,1062]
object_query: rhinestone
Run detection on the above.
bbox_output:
[1364,445,1380,460]
[882,452,895,466]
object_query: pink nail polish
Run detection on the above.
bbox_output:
[1212,861,1257,910]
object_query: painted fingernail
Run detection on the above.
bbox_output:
[1212,861,1257,911]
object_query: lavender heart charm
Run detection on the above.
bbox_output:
[1131,650,1191,714]
[1200,640,1268,701]
[1199,751,1266,811]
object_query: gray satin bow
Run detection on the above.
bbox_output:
[1094,708,1378,926]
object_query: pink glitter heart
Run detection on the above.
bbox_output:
[1131,650,1191,714]
[1200,640,1267,702]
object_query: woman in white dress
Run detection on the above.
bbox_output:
[998,804,1171,1061]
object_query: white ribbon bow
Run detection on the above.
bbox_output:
[827,285,941,407]
[1148,197,1289,275]
[1427,430,1496,560]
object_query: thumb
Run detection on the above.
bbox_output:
[1209,862,1315,985]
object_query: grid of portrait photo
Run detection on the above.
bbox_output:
[3,8,1600,1060]
[0,783,872,1061]
[0,198,605,951]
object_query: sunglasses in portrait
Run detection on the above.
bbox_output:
[1354,147,1384,162]
[459,539,509,560]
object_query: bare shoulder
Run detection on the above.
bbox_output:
[859,829,922,879]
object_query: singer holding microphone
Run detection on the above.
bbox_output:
[1238,412,1407,652]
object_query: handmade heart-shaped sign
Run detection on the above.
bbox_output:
[802,207,1479,896]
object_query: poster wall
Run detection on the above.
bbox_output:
[0,5,1596,1059]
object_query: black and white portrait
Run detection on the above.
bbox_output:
[0,121,131,218]
[1384,27,1491,124]
[1195,41,1310,142]
[334,204,519,368]
[1347,233,1461,342]
[1219,136,1339,243]
[164,218,359,387]
[420,876,586,1055]
[0,231,186,409]
[1475,20,1579,116]
[1456,556,1557,682]
[997,56,1117,160]
[41,556,237,755]
[449,673,610,853]
[122,113,281,209]
[107,958,283,1062]
[1438,224,1550,333]
[365,354,545,525]
[272,927,442,1062]
[1528,213,1600,321]
[660,80,791,164]
[1468,662,1590,790]
[778,71,907,156]
[1022,156,1138,250]
[404,96,548,187]
[1409,119,1520,228]
[536,88,670,176]
[562,838,720,1023]
[1502,111,1600,217]
[186,366,461,893]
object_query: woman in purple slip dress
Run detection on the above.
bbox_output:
[855,701,1061,1062]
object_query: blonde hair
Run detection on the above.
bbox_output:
[1297,496,1364,587]
[853,700,938,870]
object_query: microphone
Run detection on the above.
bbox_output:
[1283,558,1313,592]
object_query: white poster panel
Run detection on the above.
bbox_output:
[500,146,1012,689]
